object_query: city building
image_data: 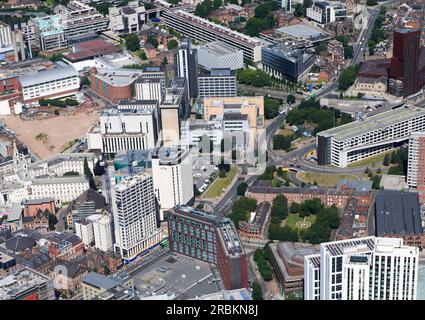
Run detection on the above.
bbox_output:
[267,242,320,295]
[197,41,244,71]
[306,1,347,26]
[24,198,56,217]
[198,68,236,98]
[99,108,157,156]
[161,10,262,63]
[75,214,113,252]
[151,147,194,220]
[167,205,248,290]
[64,188,107,230]
[108,1,146,35]
[374,190,425,248]
[238,202,270,240]
[112,173,161,263]
[135,78,163,102]
[18,65,80,104]
[30,176,89,203]
[247,182,372,208]
[82,271,132,300]
[174,38,198,100]
[408,132,425,189]
[159,86,186,147]
[316,106,425,168]
[389,29,425,97]
[0,267,55,300]
[89,67,143,103]
[49,259,88,293]
[33,1,108,52]
[203,96,264,150]
[304,237,419,300]
[262,44,316,82]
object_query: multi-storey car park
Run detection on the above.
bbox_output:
[316,105,425,168]
[160,10,262,64]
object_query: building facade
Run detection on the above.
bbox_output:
[19,65,80,103]
[174,38,198,99]
[304,237,419,300]
[112,173,161,263]
[316,106,425,167]
[167,205,248,290]
[151,147,194,220]
[100,108,157,155]
[161,10,261,63]
[262,45,316,82]
[198,68,236,98]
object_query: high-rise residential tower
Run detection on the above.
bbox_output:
[174,37,198,99]
[112,173,161,262]
[304,237,419,300]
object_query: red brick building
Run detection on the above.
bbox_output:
[89,67,142,103]
[247,185,372,209]
[24,198,56,217]
[168,206,248,290]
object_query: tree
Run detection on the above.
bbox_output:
[84,157,96,190]
[338,65,360,91]
[237,182,248,196]
[125,34,140,51]
[371,175,382,190]
[213,0,222,9]
[383,154,390,166]
[287,94,296,105]
[146,35,159,48]
[300,198,324,216]
[64,171,80,176]
[315,42,327,55]
[167,39,178,50]
[273,134,292,151]
[294,3,304,17]
[344,46,354,59]
[271,194,289,221]
[264,97,280,119]
[103,265,111,275]
[290,202,300,213]
[161,56,168,65]
[252,282,263,300]
[139,50,147,60]
[80,76,90,86]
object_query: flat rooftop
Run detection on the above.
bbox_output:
[375,190,423,236]
[0,267,51,300]
[318,106,425,141]
[132,252,221,300]
[199,41,242,56]
[277,23,329,40]
[19,65,78,87]
[91,68,143,87]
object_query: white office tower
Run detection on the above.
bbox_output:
[135,78,163,102]
[151,147,194,220]
[304,237,419,300]
[92,215,113,252]
[100,108,157,155]
[112,173,161,262]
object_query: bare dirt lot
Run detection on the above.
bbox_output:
[1,110,99,159]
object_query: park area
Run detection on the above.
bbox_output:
[297,172,359,187]
[0,111,99,159]
[203,166,239,199]
[283,213,316,230]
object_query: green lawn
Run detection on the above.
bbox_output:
[347,151,389,168]
[203,166,239,199]
[282,213,316,230]
[297,172,359,187]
